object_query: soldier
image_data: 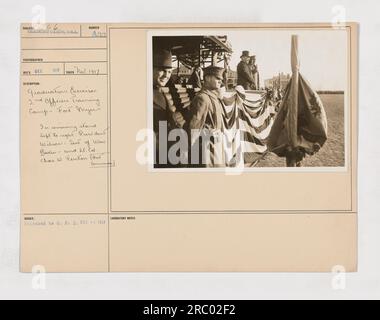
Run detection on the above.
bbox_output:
[248,55,259,90]
[188,66,226,167]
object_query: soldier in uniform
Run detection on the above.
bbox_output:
[188,66,226,167]
[248,55,259,90]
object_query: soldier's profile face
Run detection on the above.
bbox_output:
[153,67,172,87]
[205,75,223,90]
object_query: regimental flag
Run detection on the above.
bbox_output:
[267,35,328,165]
[267,74,328,158]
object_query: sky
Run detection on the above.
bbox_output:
[221,29,348,91]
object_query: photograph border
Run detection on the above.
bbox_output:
[146,25,351,173]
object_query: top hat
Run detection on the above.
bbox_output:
[153,49,173,69]
[240,50,250,58]
[203,66,225,80]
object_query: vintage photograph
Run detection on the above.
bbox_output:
[150,29,348,169]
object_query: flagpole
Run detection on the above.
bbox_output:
[287,35,299,149]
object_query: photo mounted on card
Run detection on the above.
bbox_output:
[21,23,357,272]
[109,24,354,214]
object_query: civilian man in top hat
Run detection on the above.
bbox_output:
[188,66,226,167]
[237,50,256,90]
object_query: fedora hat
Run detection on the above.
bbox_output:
[153,49,173,69]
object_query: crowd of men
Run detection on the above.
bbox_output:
[152,49,259,168]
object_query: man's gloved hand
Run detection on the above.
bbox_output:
[167,104,186,128]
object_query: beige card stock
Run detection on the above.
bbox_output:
[20,23,357,272]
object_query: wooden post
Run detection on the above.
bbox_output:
[212,52,218,66]
[199,43,202,68]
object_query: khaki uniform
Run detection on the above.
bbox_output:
[188,89,226,167]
